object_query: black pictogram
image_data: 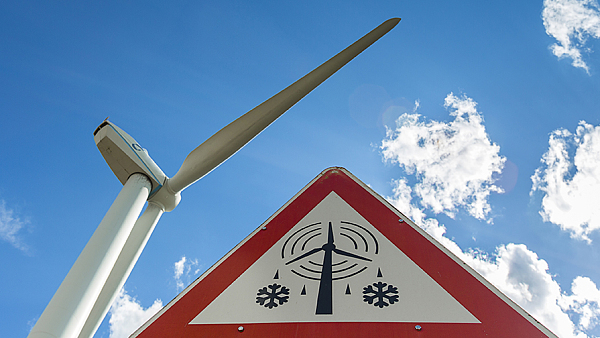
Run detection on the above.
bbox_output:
[283,222,375,314]
[256,283,290,309]
[362,281,399,308]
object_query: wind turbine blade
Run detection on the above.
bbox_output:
[168,18,401,193]
[285,247,323,265]
[327,221,334,245]
[333,248,372,262]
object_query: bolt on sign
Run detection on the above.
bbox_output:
[132,168,557,337]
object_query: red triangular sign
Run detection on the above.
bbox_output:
[132,168,556,337]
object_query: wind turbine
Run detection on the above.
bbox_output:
[28,18,400,338]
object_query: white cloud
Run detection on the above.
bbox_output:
[108,288,162,338]
[386,184,597,338]
[542,0,600,72]
[531,121,600,242]
[388,178,468,259]
[466,244,582,338]
[382,96,600,337]
[0,199,30,253]
[174,256,186,281]
[107,255,201,337]
[381,93,505,221]
[561,277,600,331]
[107,256,200,337]
[173,256,200,292]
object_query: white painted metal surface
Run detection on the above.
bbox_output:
[28,174,151,338]
[78,202,164,338]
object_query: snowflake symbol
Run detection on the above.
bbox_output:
[256,283,290,309]
[363,281,399,308]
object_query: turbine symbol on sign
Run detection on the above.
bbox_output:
[282,221,379,314]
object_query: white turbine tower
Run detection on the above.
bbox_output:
[28,18,400,338]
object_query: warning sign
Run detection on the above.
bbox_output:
[132,168,556,337]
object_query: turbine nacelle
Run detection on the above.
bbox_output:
[94,120,181,212]
[94,121,167,196]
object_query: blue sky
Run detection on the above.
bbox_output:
[2,1,600,337]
